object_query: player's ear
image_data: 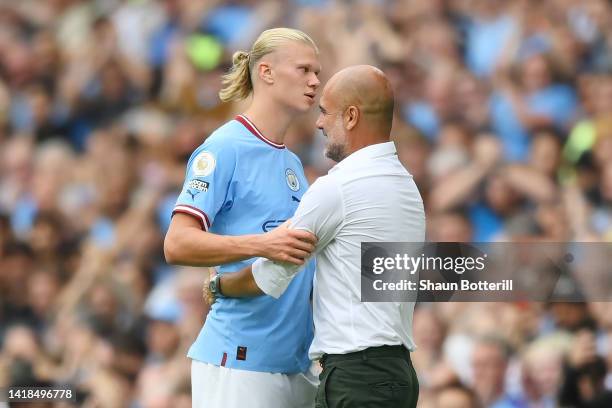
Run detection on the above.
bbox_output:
[345,106,359,130]
[257,61,274,85]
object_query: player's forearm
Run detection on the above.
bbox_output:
[219,267,264,297]
[164,227,260,266]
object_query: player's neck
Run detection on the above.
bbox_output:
[242,104,293,145]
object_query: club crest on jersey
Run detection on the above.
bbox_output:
[285,168,300,192]
[192,151,216,177]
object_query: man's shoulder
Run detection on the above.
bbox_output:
[310,173,337,188]
[306,174,342,201]
[333,154,410,181]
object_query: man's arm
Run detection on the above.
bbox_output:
[164,213,317,267]
[218,176,343,299]
[217,265,263,297]
[216,257,301,300]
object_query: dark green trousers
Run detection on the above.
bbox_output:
[315,345,419,408]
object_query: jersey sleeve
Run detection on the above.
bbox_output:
[172,138,237,231]
[252,176,344,298]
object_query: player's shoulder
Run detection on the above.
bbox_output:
[188,119,248,160]
[203,119,247,148]
[284,148,303,165]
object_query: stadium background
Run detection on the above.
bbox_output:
[1,0,612,406]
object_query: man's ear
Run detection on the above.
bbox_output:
[345,106,359,130]
[257,61,274,85]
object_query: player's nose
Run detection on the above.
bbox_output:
[309,73,320,89]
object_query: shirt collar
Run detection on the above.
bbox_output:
[329,141,397,174]
[235,115,286,149]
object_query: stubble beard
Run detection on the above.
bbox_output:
[325,142,347,163]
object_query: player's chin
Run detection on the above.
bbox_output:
[294,101,314,113]
[302,94,316,107]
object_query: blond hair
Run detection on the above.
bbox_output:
[218,28,318,102]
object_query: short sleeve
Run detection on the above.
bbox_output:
[252,176,343,298]
[172,138,237,231]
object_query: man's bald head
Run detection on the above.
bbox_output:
[324,65,395,132]
[316,65,395,162]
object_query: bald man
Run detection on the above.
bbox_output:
[213,65,425,407]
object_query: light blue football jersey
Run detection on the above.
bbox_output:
[173,115,315,374]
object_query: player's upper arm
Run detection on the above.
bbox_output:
[167,212,202,233]
[172,136,237,231]
[164,212,203,263]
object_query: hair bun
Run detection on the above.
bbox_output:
[233,51,250,64]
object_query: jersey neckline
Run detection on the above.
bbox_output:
[235,115,286,149]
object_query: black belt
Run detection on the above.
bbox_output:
[319,345,411,370]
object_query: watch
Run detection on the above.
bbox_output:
[209,274,222,296]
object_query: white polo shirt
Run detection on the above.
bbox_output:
[252,141,426,359]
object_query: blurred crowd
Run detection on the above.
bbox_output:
[2,0,612,406]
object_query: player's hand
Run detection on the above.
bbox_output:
[203,267,218,305]
[258,220,317,265]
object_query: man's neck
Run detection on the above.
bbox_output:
[347,133,390,156]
